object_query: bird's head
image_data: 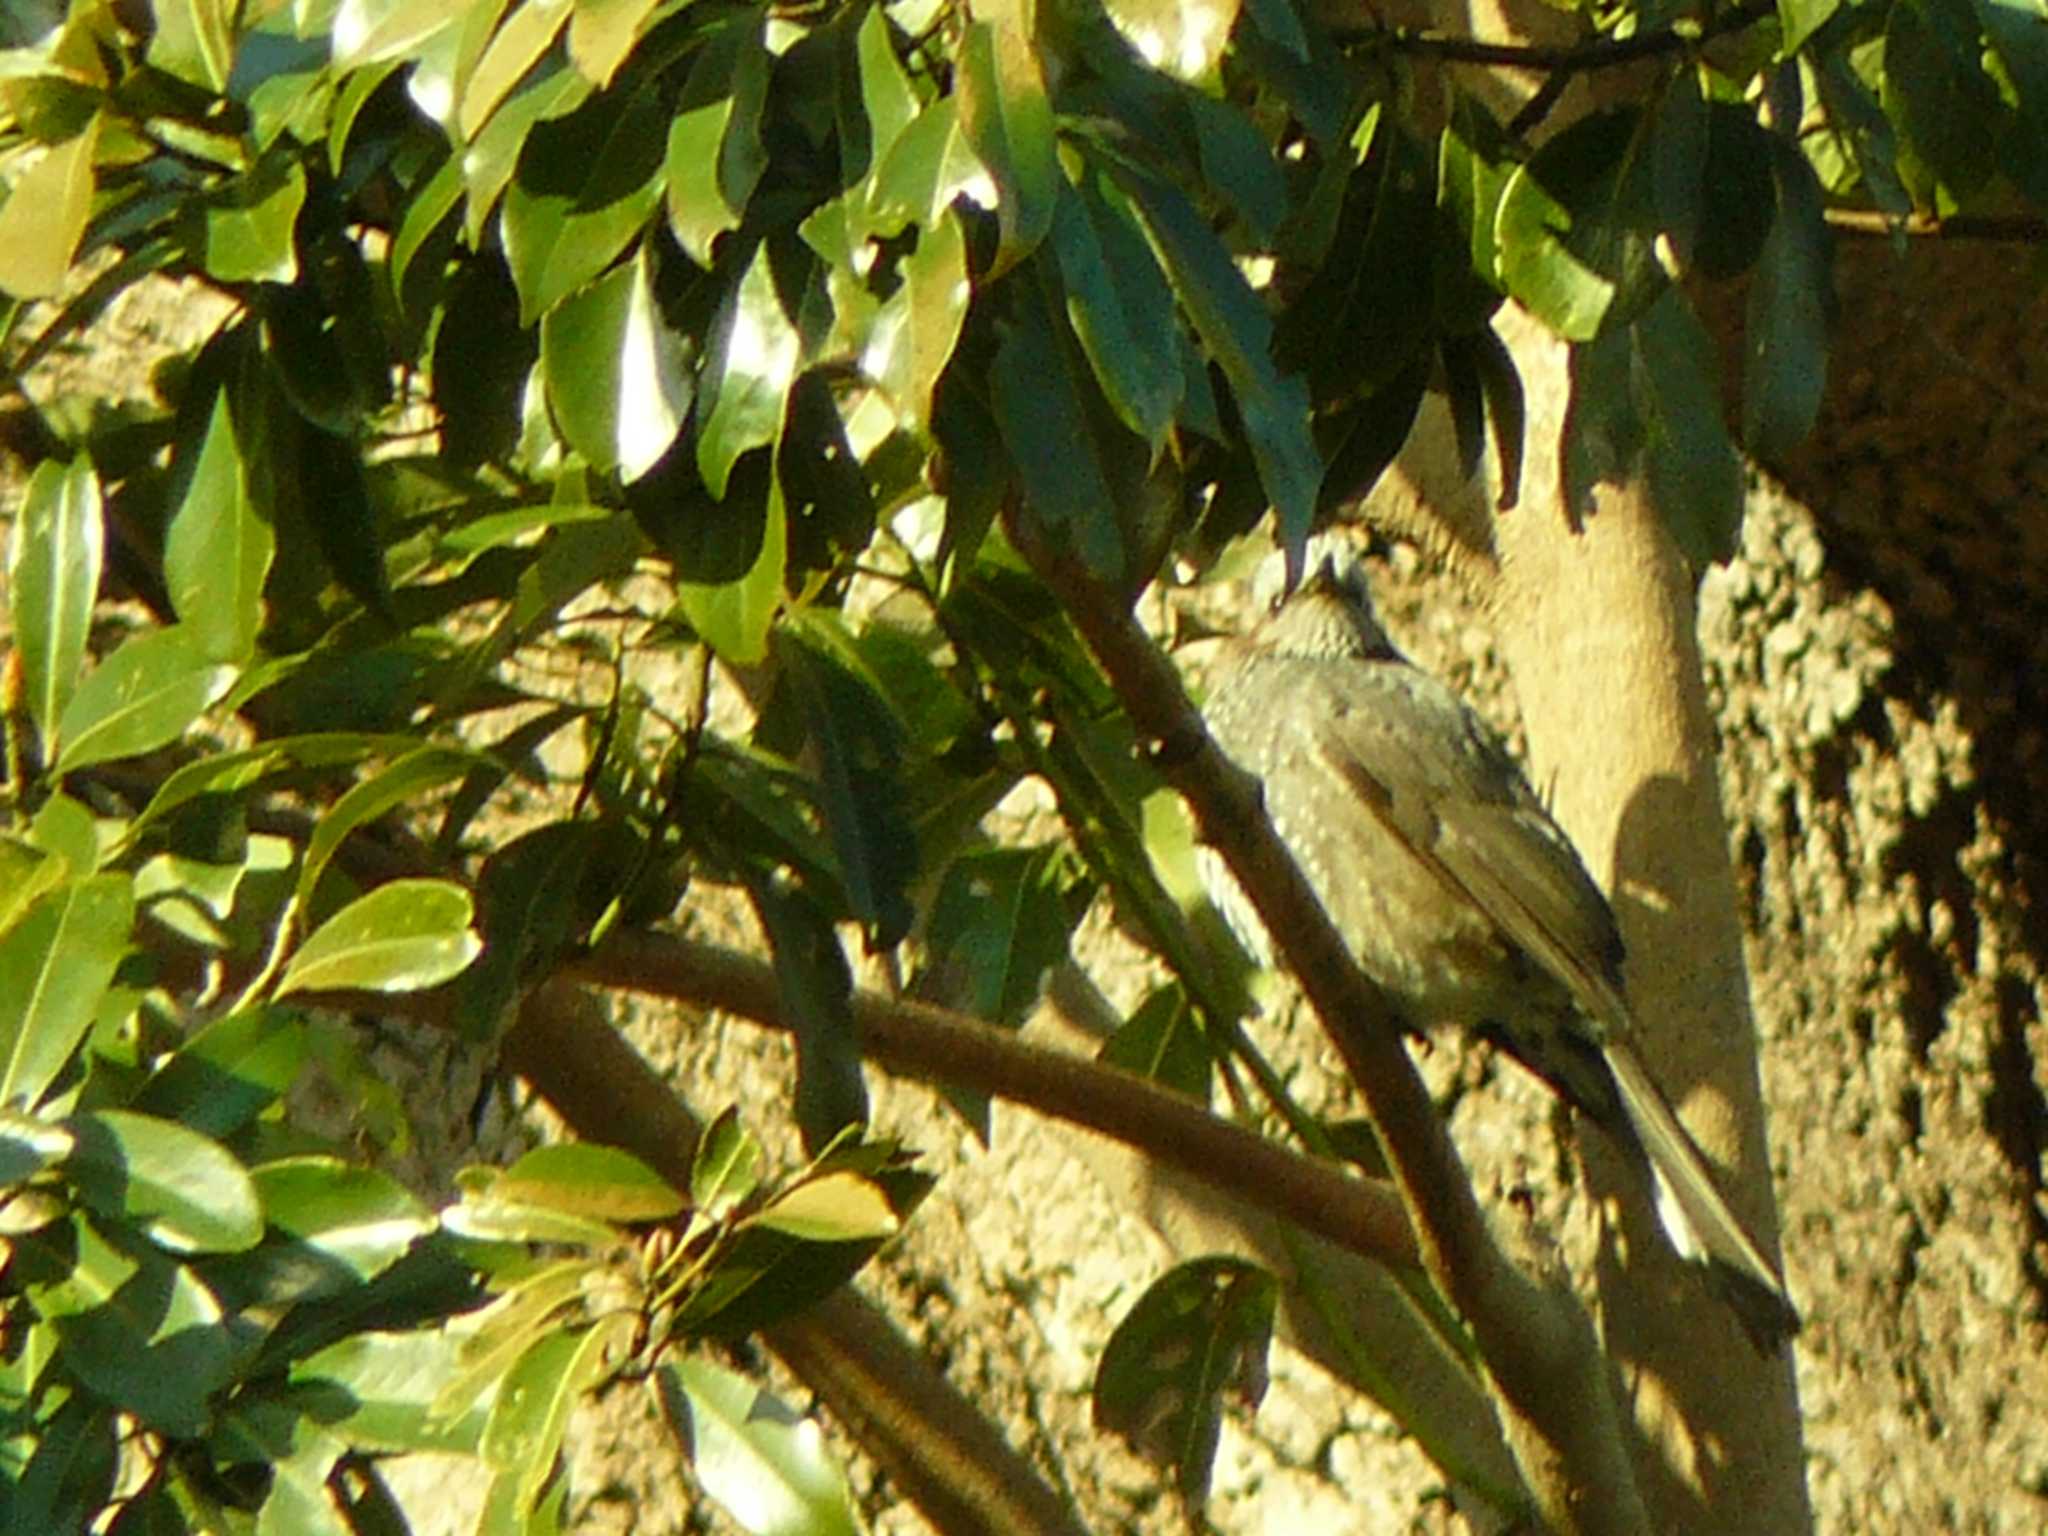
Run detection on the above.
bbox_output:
[1248,542,1399,662]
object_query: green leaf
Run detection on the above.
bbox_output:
[1053,180,1182,450]
[778,614,917,945]
[275,879,484,998]
[297,745,483,911]
[541,246,691,481]
[331,0,470,70]
[1119,173,1321,558]
[956,13,1058,275]
[0,116,98,300]
[443,1182,623,1246]
[865,209,971,439]
[494,1144,685,1224]
[165,390,274,665]
[746,872,868,1154]
[128,733,416,842]
[61,1109,264,1254]
[1631,291,1744,565]
[1974,0,2048,200]
[991,280,1125,579]
[0,876,133,1110]
[23,1214,242,1437]
[461,63,595,245]
[917,846,1084,1028]
[1742,141,1831,460]
[502,85,668,325]
[456,819,601,1040]
[461,0,575,141]
[292,1329,491,1455]
[690,1108,762,1220]
[1103,0,1239,81]
[568,0,661,87]
[869,98,991,235]
[252,1156,435,1280]
[54,627,237,775]
[132,1007,307,1139]
[481,1319,630,1517]
[750,1170,899,1244]
[149,0,237,90]
[205,158,307,285]
[9,1392,115,1536]
[0,1108,75,1188]
[698,244,803,500]
[855,3,921,173]
[1496,108,1665,342]
[1882,0,2000,204]
[662,17,772,267]
[674,469,787,666]
[1093,1257,1278,1507]
[659,1359,860,1536]
[1778,0,1842,53]
[6,455,102,753]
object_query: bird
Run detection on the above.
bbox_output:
[1197,542,1801,1352]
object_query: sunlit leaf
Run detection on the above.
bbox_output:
[481,1318,632,1517]
[164,390,273,664]
[751,1171,898,1243]
[869,98,991,235]
[495,1143,685,1224]
[690,1108,763,1220]
[955,10,1057,276]
[62,1109,264,1254]
[461,0,575,141]
[662,16,771,267]
[332,0,470,70]
[204,157,307,285]
[698,244,802,500]
[276,879,484,998]
[1104,0,1239,83]
[297,744,483,910]
[0,116,98,300]
[132,1007,308,1139]
[541,246,691,481]
[0,876,131,1111]
[252,1156,435,1279]
[292,1329,493,1455]
[6,455,102,754]
[864,209,969,438]
[568,0,660,87]
[659,1359,860,1536]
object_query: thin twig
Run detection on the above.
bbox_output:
[1824,208,2048,242]
[1335,1,1774,73]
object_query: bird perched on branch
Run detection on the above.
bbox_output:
[1199,544,1800,1351]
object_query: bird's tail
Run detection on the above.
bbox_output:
[1601,1040,1802,1353]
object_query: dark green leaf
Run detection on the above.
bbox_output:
[1882,0,2001,204]
[1975,0,2048,202]
[460,63,595,244]
[1743,141,1832,459]
[275,879,484,998]
[1470,323,1526,510]
[690,1107,763,1219]
[916,846,1086,1028]
[128,733,416,842]
[746,873,867,1154]
[0,876,133,1110]
[503,86,668,325]
[1813,51,1912,218]
[6,455,102,753]
[1189,93,1285,243]
[541,246,691,481]
[1692,105,1777,280]
[778,613,917,946]
[1093,1256,1278,1507]
[10,1386,116,1534]
[991,281,1125,579]
[132,1007,307,1139]
[23,1213,243,1437]
[54,627,237,775]
[1316,355,1429,513]
[1053,180,1182,450]
[0,1108,75,1187]
[495,1143,685,1224]
[1118,172,1320,562]
[457,819,603,1041]
[437,254,538,468]
[658,1360,860,1536]
[1631,291,1744,565]
[63,1109,264,1253]
[165,390,273,665]
[956,13,1058,275]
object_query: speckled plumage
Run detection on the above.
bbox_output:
[1202,553,1800,1350]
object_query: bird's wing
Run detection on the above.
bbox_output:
[1309,668,1634,1040]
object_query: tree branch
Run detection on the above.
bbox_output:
[570,928,1419,1271]
[1334,1,1774,72]
[1008,517,1649,1535]
[1823,208,2048,242]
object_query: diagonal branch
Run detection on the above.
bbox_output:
[1009,516,1649,1535]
